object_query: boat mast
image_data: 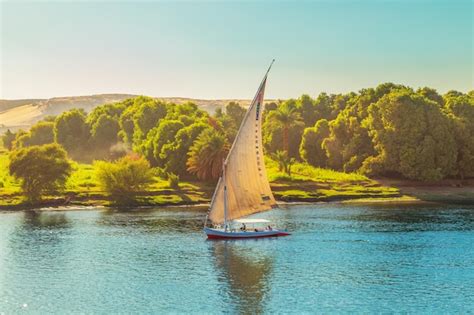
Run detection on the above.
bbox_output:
[223,159,228,231]
[206,60,275,228]
[223,59,274,166]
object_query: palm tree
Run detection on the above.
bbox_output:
[187,128,229,180]
[271,150,296,176]
[267,102,302,153]
[272,150,287,172]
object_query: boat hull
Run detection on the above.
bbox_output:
[204,227,290,239]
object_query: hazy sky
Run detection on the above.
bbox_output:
[0,0,472,100]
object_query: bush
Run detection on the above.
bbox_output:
[94,155,154,202]
[271,150,295,176]
[167,172,180,190]
[153,167,167,179]
[9,144,72,202]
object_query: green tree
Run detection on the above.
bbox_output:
[161,122,210,176]
[54,109,90,155]
[263,101,304,157]
[87,103,126,123]
[187,128,229,180]
[9,144,72,201]
[14,133,30,149]
[226,102,246,127]
[15,122,54,148]
[111,97,141,144]
[132,98,168,147]
[266,101,302,153]
[444,93,474,179]
[297,94,318,127]
[95,155,154,202]
[214,107,224,118]
[417,87,444,107]
[323,113,374,172]
[2,129,16,150]
[118,105,139,144]
[90,114,121,148]
[166,102,206,121]
[313,93,333,121]
[263,120,305,159]
[363,89,457,180]
[141,120,185,167]
[300,119,330,167]
[444,90,464,99]
[330,93,355,119]
[215,113,236,142]
[213,102,246,143]
[264,101,278,113]
[319,85,406,172]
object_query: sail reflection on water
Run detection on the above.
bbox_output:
[210,241,273,314]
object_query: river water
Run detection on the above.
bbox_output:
[0,203,473,313]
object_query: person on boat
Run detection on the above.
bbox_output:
[267,225,272,231]
[240,223,246,231]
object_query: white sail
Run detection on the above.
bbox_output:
[208,67,277,224]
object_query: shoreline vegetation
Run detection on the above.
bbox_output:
[1,147,473,211]
[1,83,473,210]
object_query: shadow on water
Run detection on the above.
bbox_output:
[10,211,71,245]
[96,208,205,233]
[281,203,474,233]
[21,211,71,230]
[7,211,72,271]
[344,204,474,232]
[209,240,273,315]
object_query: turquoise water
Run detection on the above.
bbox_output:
[0,203,473,313]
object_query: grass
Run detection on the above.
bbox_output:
[265,157,400,202]
[0,146,24,207]
[62,160,212,207]
[0,148,21,195]
[66,162,101,193]
[0,146,213,208]
[0,145,403,209]
[267,159,368,183]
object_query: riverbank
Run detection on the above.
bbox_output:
[1,181,473,211]
[2,149,473,210]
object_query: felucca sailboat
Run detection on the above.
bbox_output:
[204,60,290,239]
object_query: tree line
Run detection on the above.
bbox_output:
[2,83,473,201]
[2,97,244,201]
[265,84,473,181]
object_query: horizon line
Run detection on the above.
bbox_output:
[1,85,472,102]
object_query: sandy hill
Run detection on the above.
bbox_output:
[0,94,254,133]
[0,99,44,112]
